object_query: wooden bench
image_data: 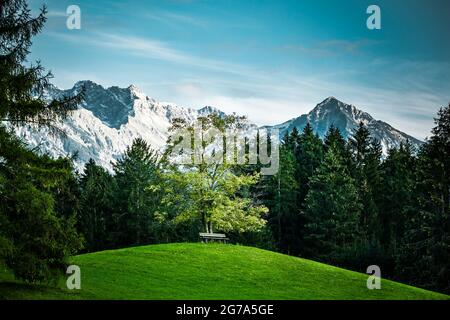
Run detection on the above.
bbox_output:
[199,233,229,243]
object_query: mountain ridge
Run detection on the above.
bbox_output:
[12,81,423,171]
[268,96,423,155]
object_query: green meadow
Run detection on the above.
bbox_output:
[0,243,448,300]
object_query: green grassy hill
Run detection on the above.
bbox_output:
[0,243,448,300]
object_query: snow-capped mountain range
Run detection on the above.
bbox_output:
[14,80,216,171]
[270,96,423,155]
[13,81,422,171]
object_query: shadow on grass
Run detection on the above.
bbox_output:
[0,280,80,300]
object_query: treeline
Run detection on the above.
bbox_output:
[261,117,449,294]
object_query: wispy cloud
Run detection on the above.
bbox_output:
[47,31,261,78]
[144,10,207,28]
[46,10,66,18]
[282,39,380,57]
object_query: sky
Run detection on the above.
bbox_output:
[28,0,450,140]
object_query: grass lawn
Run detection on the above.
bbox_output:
[0,243,448,300]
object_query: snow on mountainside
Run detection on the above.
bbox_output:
[268,96,423,155]
[13,82,423,172]
[14,80,212,171]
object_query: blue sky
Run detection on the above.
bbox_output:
[29,0,450,139]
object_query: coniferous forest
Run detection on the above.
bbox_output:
[0,0,449,297]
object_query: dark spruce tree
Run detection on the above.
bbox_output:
[303,145,362,264]
[0,130,83,283]
[324,125,346,155]
[79,159,117,251]
[324,125,353,172]
[0,1,81,130]
[113,138,161,246]
[292,124,324,255]
[266,143,299,254]
[378,143,416,255]
[349,122,381,242]
[0,0,83,283]
[295,123,324,206]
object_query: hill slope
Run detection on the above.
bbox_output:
[0,243,447,300]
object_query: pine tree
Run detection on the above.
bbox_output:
[113,138,160,245]
[295,123,324,205]
[78,159,117,251]
[0,127,82,282]
[266,144,299,254]
[303,146,362,262]
[350,122,371,166]
[0,0,82,283]
[324,125,353,171]
[324,125,346,154]
[285,127,299,150]
[378,143,415,251]
[349,122,381,241]
[0,1,81,130]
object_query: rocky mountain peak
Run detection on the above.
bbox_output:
[271,97,422,155]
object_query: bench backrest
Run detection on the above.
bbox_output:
[199,233,227,238]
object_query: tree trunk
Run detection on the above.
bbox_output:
[201,212,207,233]
[208,221,213,234]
